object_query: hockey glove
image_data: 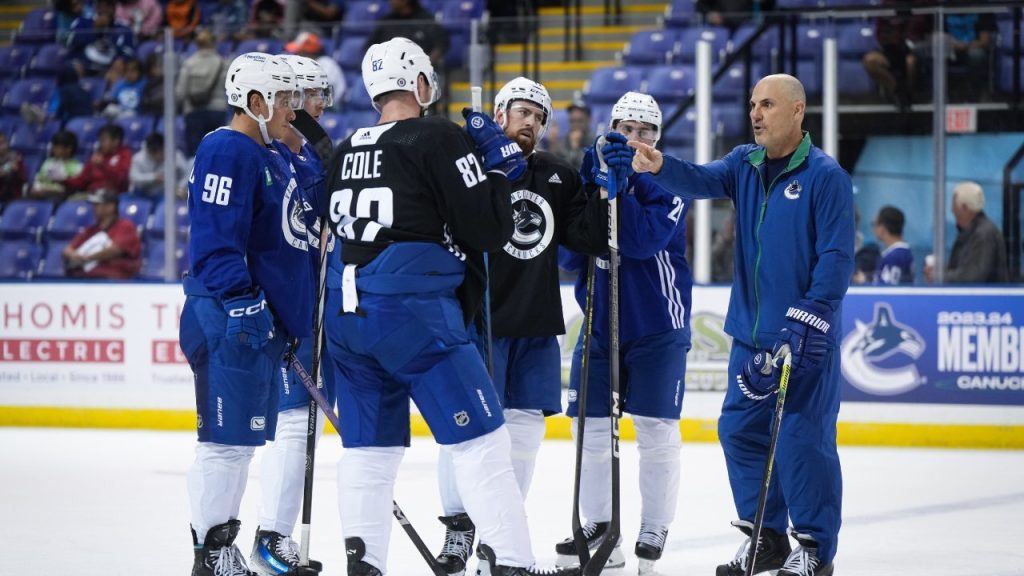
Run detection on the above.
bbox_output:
[601,132,634,196]
[224,290,275,350]
[462,108,526,181]
[586,134,611,190]
[737,350,780,401]
[771,299,833,376]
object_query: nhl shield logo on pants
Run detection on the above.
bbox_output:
[454,411,470,426]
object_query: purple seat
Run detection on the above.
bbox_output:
[22,151,44,191]
[155,115,186,153]
[712,103,747,138]
[660,107,697,147]
[1,78,57,114]
[334,36,367,72]
[37,238,71,278]
[837,21,878,58]
[344,110,380,135]
[342,0,388,36]
[998,54,1023,94]
[837,58,874,96]
[665,0,697,28]
[15,9,56,45]
[645,64,696,102]
[147,199,190,240]
[79,76,107,102]
[234,38,284,57]
[65,116,107,152]
[119,195,154,232]
[0,240,43,279]
[320,112,348,144]
[138,238,189,280]
[115,115,155,151]
[624,30,680,65]
[0,199,55,242]
[585,66,647,104]
[675,26,730,63]
[715,62,762,101]
[25,43,67,78]
[440,0,484,33]
[47,199,93,240]
[9,123,47,155]
[797,59,822,97]
[795,22,834,62]
[345,77,376,112]
[0,44,36,78]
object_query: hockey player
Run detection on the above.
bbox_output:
[319,37,580,576]
[555,92,692,575]
[631,74,853,576]
[433,76,608,576]
[179,52,312,576]
[251,54,336,576]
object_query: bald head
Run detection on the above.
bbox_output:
[749,74,807,158]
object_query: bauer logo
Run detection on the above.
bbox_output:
[251,416,266,431]
[470,116,484,129]
[453,411,470,427]
[840,302,925,395]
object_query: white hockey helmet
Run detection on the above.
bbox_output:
[361,37,439,111]
[610,91,662,145]
[279,54,333,107]
[225,52,303,143]
[494,76,552,140]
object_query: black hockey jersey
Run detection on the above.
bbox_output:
[487,150,607,337]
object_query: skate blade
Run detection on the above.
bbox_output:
[556,548,625,570]
[637,558,658,575]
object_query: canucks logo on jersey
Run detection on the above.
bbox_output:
[504,189,554,260]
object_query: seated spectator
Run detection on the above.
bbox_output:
[175,29,229,157]
[863,0,932,111]
[29,131,84,202]
[249,0,286,39]
[66,0,136,77]
[102,57,147,119]
[116,0,164,41]
[302,0,345,36]
[56,0,89,45]
[166,0,201,40]
[0,133,27,203]
[207,0,249,41]
[870,205,914,285]
[140,52,166,116]
[285,31,346,109]
[925,181,1009,284]
[129,132,188,199]
[696,0,775,31]
[365,0,449,67]
[20,66,94,127]
[62,188,142,280]
[63,124,133,197]
[547,102,593,169]
[933,12,997,101]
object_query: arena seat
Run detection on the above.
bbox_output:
[47,200,93,240]
[0,199,54,242]
[0,240,43,279]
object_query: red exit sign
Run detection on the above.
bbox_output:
[946,105,977,133]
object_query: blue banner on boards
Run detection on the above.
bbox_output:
[839,288,1024,405]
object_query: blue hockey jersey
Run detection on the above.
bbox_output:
[874,241,914,285]
[188,128,313,339]
[652,132,854,349]
[560,171,692,345]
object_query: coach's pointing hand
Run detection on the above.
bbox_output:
[628,140,663,175]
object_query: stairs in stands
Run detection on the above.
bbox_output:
[447,1,668,117]
[0,2,46,43]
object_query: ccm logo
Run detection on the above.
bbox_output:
[228,300,266,317]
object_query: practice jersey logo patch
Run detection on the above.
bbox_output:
[453,411,470,426]
[783,179,802,199]
[840,302,926,395]
[504,189,554,260]
[250,416,266,431]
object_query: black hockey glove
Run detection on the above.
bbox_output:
[737,350,780,401]
[771,299,833,376]
[462,108,526,181]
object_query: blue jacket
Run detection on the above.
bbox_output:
[653,132,854,349]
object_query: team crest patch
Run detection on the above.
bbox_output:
[784,179,802,199]
[454,411,470,427]
[265,167,273,186]
[251,416,266,431]
[504,189,554,260]
[470,116,485,129]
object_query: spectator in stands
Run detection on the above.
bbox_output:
[869,205,914,285]
[285,31,346,109]
[696,0,775,31]
[167,0,201,40]
[863,0,933,112]
[302,0,346,36]
[208,0,249,41]
[711,208,735,283]
[66,0,136,78]
[56,0,89,45]
[62,188,142,280]
[176,29,229,157]
[925,181,1009,284]
[548,102,593,169]
[140,52,166,116]
[130,132,188,199]
[102,57,147,119]
[365,0,449,67]
[29,131,84,202]
[0,133,27,203]
[933,13,997,101]
[116,0,164,42]
[249,0,286,39]
[21,66,94,126]
[63,124,133,197]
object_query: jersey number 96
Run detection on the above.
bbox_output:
[201,174,233,206]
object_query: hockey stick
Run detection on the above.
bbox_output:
[571,256,597,567]
[744,352,793,576]
[287,355,447,576]
[471,85,495,377]
[583,161,622,576]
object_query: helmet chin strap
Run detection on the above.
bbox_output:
[243,102,275,145]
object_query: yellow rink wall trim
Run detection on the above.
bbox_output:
[2,406,1022,450]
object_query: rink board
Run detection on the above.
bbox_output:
[1,282,1022,448]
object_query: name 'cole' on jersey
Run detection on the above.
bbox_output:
[321,115,513,272]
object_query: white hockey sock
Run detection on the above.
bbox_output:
[437,445,465,516]
[574,416,612,523]
[504,409,545,498]
[450,427,534,568]
[188,442,256,542]
[258,407,322,536]
[634,416,681,527]
[338,446,403,573]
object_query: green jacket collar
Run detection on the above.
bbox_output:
[745,131,812,171]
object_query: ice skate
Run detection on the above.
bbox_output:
[777,531,833,576]
[250,527,322,575]
[345,537,382,576]
[635,523,668,575]
[435,513,476,576]
[553,521,625,569]
[192,520,256,576]
[477,543,583,576]
[715,520,791,576]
